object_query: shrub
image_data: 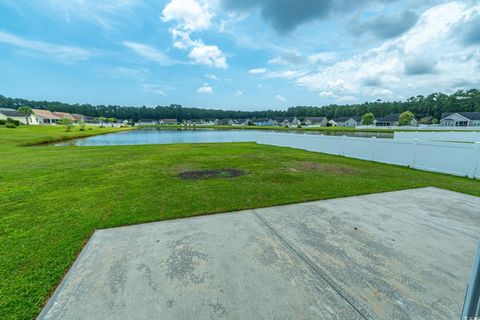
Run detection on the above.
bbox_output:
[6,118,20,126]
[60,118,74,132]
[0,119,6,125]
[6,123,16,128]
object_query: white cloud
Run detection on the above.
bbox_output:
[295,2,480,101]
[205,73,219,80]
[162,0,227,69]
[162,0,213,31]
[0,31,93,61]
[275,94,286,101]
[123,42,172,65]
[265,70,306,80]
[189,43,227,68]
[248,67,267,74]
[197,83,213,94]
[235,90,243,96]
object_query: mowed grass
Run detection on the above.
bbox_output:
[1,126,479,319]
[0,125,130,149]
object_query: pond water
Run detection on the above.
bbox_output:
[51,128,393,146]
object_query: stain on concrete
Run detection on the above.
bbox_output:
[137,263,160,292]
[166,236,209,285]
[108,258,127,295]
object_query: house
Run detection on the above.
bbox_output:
[53,112,75,121]
[213,119,229,126]
[84,116,97,123]
[0,108,32,124]
[72,114,85,123]
[137,119,158,126]
[274,118,290,126]
[31,109,61,124]
[375,114,417,127]
[227,119,236,126]
[159,119,178,125]
[332,116,362,127]
[291,117,301,127]
[253,118,274,126]
[304,117,328,127]
[440,112,480,127]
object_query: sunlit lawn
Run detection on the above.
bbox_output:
[1,125,479,319]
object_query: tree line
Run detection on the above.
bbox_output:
[0,89,478,122]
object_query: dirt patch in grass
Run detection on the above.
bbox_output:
[179,169,245,180]
[287,161,356,175]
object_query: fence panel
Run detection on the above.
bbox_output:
[256,133,479,179]
[395,131,480,142]
[372,139,414,166]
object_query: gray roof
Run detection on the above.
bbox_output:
[441,112,480,120]
[304,117,327,122]
[333,116,361,122]
[376,114,400,122]
[0,110,24,117]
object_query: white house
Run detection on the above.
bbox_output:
[304,117,328,127]
[31,109,61,125]
[440,112,480,127]
[0,108,34,124]
[291,117,301,127]
[332,116,362,127]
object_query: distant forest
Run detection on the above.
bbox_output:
[1,89,479,122]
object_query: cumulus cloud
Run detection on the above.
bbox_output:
[123,42,172,65]
[275,94,286,101]
[162,0,213,31]
[235,90,243,96]
[0,30,93,61]
[351,10,419,39]
[295,2,480,101]
[248,67,267,74]
[162,0,228,68]
[189,44,227,68]
[197,83,213,94]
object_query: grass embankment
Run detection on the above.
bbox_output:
[1,125,479,319]
[0,125,131,149]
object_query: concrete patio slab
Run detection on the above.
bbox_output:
[39,187,480,320]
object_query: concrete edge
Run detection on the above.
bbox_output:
[37,231,100,320]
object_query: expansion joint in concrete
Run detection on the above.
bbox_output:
[252,211,370,320]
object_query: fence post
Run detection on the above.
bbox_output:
[370,137,376,161]
[470,142,480,179]
[341,135,346,156]
[461,241,480,319]
[411,138,419,168]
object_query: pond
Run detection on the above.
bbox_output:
[51,128,393,146]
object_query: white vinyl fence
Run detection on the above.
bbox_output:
[394,131,480,142]
[256,133,480,179]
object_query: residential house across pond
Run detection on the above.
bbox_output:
[440,112,480,127]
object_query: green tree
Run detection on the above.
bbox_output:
[362,112,375,125]
[60,118,74,132]
[98,117,106,128]
[399,111,414,126]
[18,106,32,125]
[108,117,116,127]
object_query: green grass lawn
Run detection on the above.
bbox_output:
[1,125,479,319]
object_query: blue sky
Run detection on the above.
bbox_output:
[0,0,479,110]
